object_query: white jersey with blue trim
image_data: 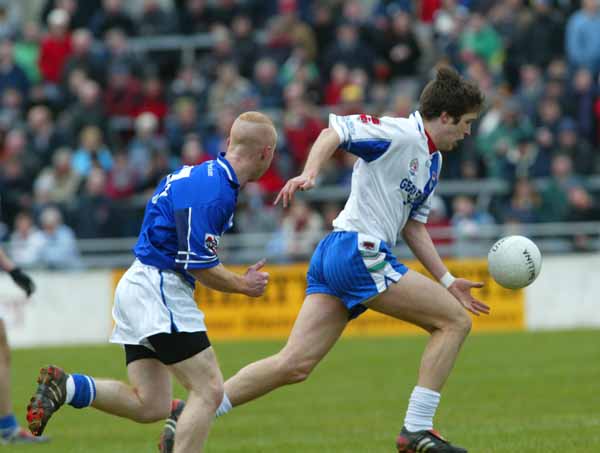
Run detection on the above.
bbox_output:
[329,111,442,246]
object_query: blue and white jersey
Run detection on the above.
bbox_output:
[133,154,239,286]
[329,111,442,246]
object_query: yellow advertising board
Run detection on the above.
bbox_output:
[113,259,523,340]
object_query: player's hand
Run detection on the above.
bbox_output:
[9,268,36,297]
[243,259,269,297]
[273,173,316,208]
[448,278,489,316]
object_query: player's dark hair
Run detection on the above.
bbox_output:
[419,66,484,123]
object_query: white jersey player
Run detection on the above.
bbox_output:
[161,68,491,453]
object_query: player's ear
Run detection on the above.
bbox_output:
[440,111,451,124]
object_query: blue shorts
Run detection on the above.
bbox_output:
[306,231,408,319]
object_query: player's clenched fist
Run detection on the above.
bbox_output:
[243,259,269,297]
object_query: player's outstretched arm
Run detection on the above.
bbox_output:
[402,219,489,316]
[0,247,35,296]
[274,128,340,207]
[190,259,269,297]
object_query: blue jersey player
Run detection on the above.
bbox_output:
[26,112,277,453]
[164,68,490,453]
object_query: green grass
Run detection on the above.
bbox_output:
[8,329,600,452]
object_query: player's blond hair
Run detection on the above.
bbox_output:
[230,111,277,151]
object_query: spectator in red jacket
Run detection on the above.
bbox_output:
[39,9,72,84]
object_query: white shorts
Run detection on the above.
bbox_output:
[110,259,206,346]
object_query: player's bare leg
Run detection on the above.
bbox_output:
[92,358,172,422]
[0,321,12,419]
[224,294,348,407]
[367,269,471,452]
[27,359,172,436]
[368,270,472,391]
[168,346,223,453]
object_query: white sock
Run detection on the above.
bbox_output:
[404,386,441,432]
[65,375,75,404]
[215,392,232,417]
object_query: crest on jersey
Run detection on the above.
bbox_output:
[361,240,376,251]
[409,158,419,176]
[204,233,220,255]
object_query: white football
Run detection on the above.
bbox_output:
[487,236,542,289]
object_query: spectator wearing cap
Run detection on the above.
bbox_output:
[566,0,600,74]
[0,38,29,101]
[39,8,72,84]
[555,117,597,175]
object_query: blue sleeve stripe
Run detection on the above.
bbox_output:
[342,138,392,162]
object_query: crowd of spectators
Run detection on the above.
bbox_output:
[1,0,600,268]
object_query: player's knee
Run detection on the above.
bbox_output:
[136,398,171,423]
[450,309,472,337]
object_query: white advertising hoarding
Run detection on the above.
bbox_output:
[0,271,113,348]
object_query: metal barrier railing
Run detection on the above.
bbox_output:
[66,221,600,268]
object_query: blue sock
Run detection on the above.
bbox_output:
[66,374,97,409]
[0,414,18,438]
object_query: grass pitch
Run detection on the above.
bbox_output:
[9,329,600,452]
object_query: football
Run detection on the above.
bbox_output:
[487,236,542,289]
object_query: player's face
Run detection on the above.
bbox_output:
[439,112,478,151]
